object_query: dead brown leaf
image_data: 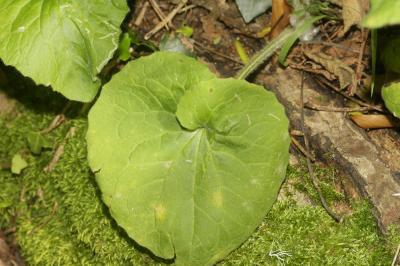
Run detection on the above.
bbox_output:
[329,0,368,36]
[270,0,292,38]
[304,51,355,89]
[350,114,400,129]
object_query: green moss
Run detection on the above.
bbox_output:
[0,66,398,265]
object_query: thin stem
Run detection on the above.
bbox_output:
[235,27,294,80]
[300,71,342,223]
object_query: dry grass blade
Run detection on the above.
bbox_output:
[392,244,400,266]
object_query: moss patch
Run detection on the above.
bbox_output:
[0,66,399,265]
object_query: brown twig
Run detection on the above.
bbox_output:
[291,136,316,162]
[300,71,342,223]
[148,0,172,29]
[314,77,385,112]
[43,127,76,172]
[350,29,369,96]
[304,103,372,112]
[178,4,196,13]
[144,0,188,40]
[40,114,66,134]
[134,1,149,26]
[392,244,400,266]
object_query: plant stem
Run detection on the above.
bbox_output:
[235,27,294,80]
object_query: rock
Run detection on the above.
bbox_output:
[259,67,400,231]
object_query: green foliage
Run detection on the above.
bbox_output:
[87,52,290,265]
[278,15,324,66]
[176,25,194,38]
[26,131,52,155]
[0,0,128,102]
[235,0,272,23]
[380,37,400,74]
[381,82,400,118]
[0,92,397,265]
[363,0,400,28]
[118,33,132,61]
[11,153,27,174]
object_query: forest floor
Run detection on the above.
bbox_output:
[0,0,400,265]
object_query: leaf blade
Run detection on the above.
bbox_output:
[0,0,129,102]
[87,52,290,265]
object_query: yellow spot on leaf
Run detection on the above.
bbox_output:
[154,203,166,221]
[212,191,223,208]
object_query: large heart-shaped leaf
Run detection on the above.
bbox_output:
[0,0,128,102]
[382,82,400,118]
[235,0,272,23]
[87,52,290,265]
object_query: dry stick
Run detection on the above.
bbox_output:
[145,1,240,66]
[178,4,196,13]
[40,114,66,134]
[148,0,172,29]
[144,0,188,40]
[315,77,385,113]
[300,72,342,223]
[134,1,149,26]
[291,136,316,162]
[392,244,400,266]
[350,29,369,96]
[304,103,373,112]
[43,127,76,172]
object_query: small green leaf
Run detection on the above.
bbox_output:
[87,52,290,265]
[176,25,193,38]
[11,153,28,174]
[235,0,272,23]
[118,33,132,61]
[278,15,325,66]
[0,0,129,102]
[234,39,250,64]
[363,0,400,28]
[27,132,52,155]
[382,82,400,118]
[0,200,13,209]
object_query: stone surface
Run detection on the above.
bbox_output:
[258,67,400,231]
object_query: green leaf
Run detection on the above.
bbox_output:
[382,82,400,118]
[11,153,28,174]
[176,25,193,38]
[278,15,325,66]
[380,37,400,74]
[118,33,132,61]
[235,0,272,23]
[27,131,52,155]
[363,0,400,28]
[87,52,290,265]
[0,0,129,102]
